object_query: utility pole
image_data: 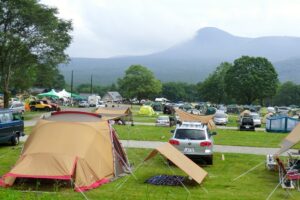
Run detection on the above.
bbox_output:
[70,70,74,106]
[90,74,93,94]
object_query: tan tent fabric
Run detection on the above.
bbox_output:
[277,123,300,155]
[0,112,129,192]
[95,107,132,121]
[240,110,251,117]
[262,112,274,124]
[144,143,207,184]
[175,109,216,130]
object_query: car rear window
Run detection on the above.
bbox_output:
[175,129,206,140]
[215,113,227,118]
[242,117,253,123]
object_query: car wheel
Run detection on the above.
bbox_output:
[30,106,36,111]
[206,155,213,165]
[45,107,50,112]
[11,135,19,146]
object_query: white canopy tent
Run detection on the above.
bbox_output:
[57,89,71,98]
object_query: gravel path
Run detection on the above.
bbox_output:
[20,135,290,156]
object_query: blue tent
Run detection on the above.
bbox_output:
[266,115,300,133]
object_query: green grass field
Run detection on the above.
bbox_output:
[0,146,297,200]
[23,111,45,121]
[114,125,288,148]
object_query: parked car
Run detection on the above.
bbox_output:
[29,100,53,111]
[9,102,25,114]
[96,101,105,108]
[169,122,216,165]
[0,109,24,145]
[156,115,170,127]
[213,112,228,125]
[239,116,255,131]
[250,112,262,127]
[41,100,60,111]
[277,107,290,115]
[78,100,89,108]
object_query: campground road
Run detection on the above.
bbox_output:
[19,135,290,156]
[119,140,292,156]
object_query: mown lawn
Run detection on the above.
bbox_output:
[114,125,173,141]
[23,111,45,121]
[114,125,288,148]
[0,146,297,200]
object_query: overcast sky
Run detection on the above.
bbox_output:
[41,0,300,58]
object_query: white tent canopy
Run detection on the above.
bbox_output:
[58,89,71,98]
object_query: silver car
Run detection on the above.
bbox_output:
[169,122,216,165]
[213,112,228,125]
[250,112,261,127]
[9,102,25,114]
[156,115,170,127]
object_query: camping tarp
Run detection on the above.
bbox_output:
[144,143,207,184]
[0,111,129,192]
[138,105,156,116]
[58,89,71,98]
[175,109,216,130]
[95,107,132,121]
[266,115,300,133]
[277,123,300,155]
[37,89,62,98]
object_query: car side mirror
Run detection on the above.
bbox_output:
[170,130,175,134]
[211,132,217,136]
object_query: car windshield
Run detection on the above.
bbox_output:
[175,129,206,140]
[251,114,260,119]
[158,116,169,120]
[215,113,227,118]
[242,117,253,123]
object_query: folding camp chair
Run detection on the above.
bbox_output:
[276,157,300,190]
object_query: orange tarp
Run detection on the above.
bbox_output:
[144,143,208,184]
[175,109,216,130]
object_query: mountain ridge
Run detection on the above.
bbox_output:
[59,27,300,85]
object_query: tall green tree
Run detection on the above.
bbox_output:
[198,62,232,104]
[0,0,72,107]
[33,64,65,89]
[118,65,162,100]
[162,82,188,102]
[273,82,300,106]
[224,56,278,104]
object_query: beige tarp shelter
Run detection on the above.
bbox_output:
[277,123,300,155]
[175,109,216,130]
[95,107,132,121]
[263,112,274,124]
[0,111,129,192]
[144,143,207,184]
[240,110,251,117]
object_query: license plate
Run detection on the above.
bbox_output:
[245,125,250,128]
[184,148,194,153]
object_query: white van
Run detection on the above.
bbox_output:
[88,95,101,107]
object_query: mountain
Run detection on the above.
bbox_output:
[59,27,300,85]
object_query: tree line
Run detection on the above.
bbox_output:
[76,56,298,106]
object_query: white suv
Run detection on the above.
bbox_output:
[169,122,216,165]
